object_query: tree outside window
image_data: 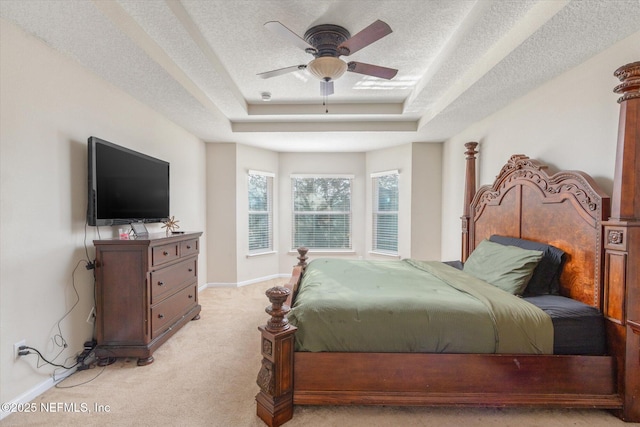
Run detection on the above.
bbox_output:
[292,176,352,250]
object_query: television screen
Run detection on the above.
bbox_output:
[87,136,169,226]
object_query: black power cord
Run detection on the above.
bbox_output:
[18,345,78,370]
[17,213,99,378]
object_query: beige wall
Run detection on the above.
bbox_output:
[440,30,640,261]
[207,144,444,279]
[0,20,207,406]
[411,143,443,261]
[208,145,442,281]
[366,143,413,259]
[206,143,281,285]
[236,144,280,284]
[206,143,237,284]
[365,142,443,261]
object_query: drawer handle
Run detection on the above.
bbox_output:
[158,281,165,287]
[188,268,193,272]
[188,294,193,299]
[158,314,164,319]
[186,245,192,249]
[163,251,169,256]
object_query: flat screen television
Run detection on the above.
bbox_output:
[87,136,170,226]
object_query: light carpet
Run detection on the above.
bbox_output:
[3,279,636,426]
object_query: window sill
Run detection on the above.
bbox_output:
[288,250,355,256]
[369,251,400,259]
[246,250,276,258]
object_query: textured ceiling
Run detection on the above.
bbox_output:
[1,0,639,152]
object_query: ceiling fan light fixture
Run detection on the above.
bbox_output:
[307,57,347,81]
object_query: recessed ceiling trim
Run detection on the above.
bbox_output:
[165,0,248,113]
[416,0,570,130]
[232,121,417,133]
[92,0,227,120]
[403,0,494,112]
[5,0,637,152]
[248,102,404,115]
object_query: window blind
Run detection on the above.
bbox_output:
[372,172,398,254]
[248,172,273,253]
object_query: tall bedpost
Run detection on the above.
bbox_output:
[296,246,309,269]
[461,142,478,262]
[256,286,297,427]
[602,61,640,422]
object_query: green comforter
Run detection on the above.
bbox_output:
[288,259,553,354]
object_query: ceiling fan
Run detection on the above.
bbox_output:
[258,20,398,97]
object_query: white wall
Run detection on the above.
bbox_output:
[0,19,207,407]
[440,30,640,261]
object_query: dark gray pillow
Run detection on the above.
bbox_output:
[489,235,565,295]
[443,260,464,270]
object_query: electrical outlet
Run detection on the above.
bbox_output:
[86,307,96,324]
[14,340,26,360]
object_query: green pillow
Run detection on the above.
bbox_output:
[463,239,543,295]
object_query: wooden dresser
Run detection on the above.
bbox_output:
[93,231,202,366]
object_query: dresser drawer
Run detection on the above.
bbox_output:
[151,284,197,338]
[150,259,197,304]
[181,239,199,257]
[152,242,180,266]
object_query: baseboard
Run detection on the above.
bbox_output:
[206,273,289,288]
[0,369,75,421]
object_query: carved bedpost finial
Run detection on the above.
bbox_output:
[610,61,640,221]
[464,141,479,159]
[296,246,309,269]
[264,286,291,332]
[613,61,640,103]
[461,142,478,262]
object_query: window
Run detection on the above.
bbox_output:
[248,171,273,253]
[372,171,399,254]
[292,175,353,250]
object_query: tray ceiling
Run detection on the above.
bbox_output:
[1,0,639,152]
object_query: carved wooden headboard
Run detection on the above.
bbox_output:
[469,155,611,308]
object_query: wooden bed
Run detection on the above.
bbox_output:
[255,61,640,426]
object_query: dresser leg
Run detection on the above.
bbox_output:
[192,314,201,321]
[137,356,154,366]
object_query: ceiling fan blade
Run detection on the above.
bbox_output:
[347,61,397,79]
[264,21,317,53]
[257,64,307,79]
[338,20,392,56]
[320,80,334,96]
